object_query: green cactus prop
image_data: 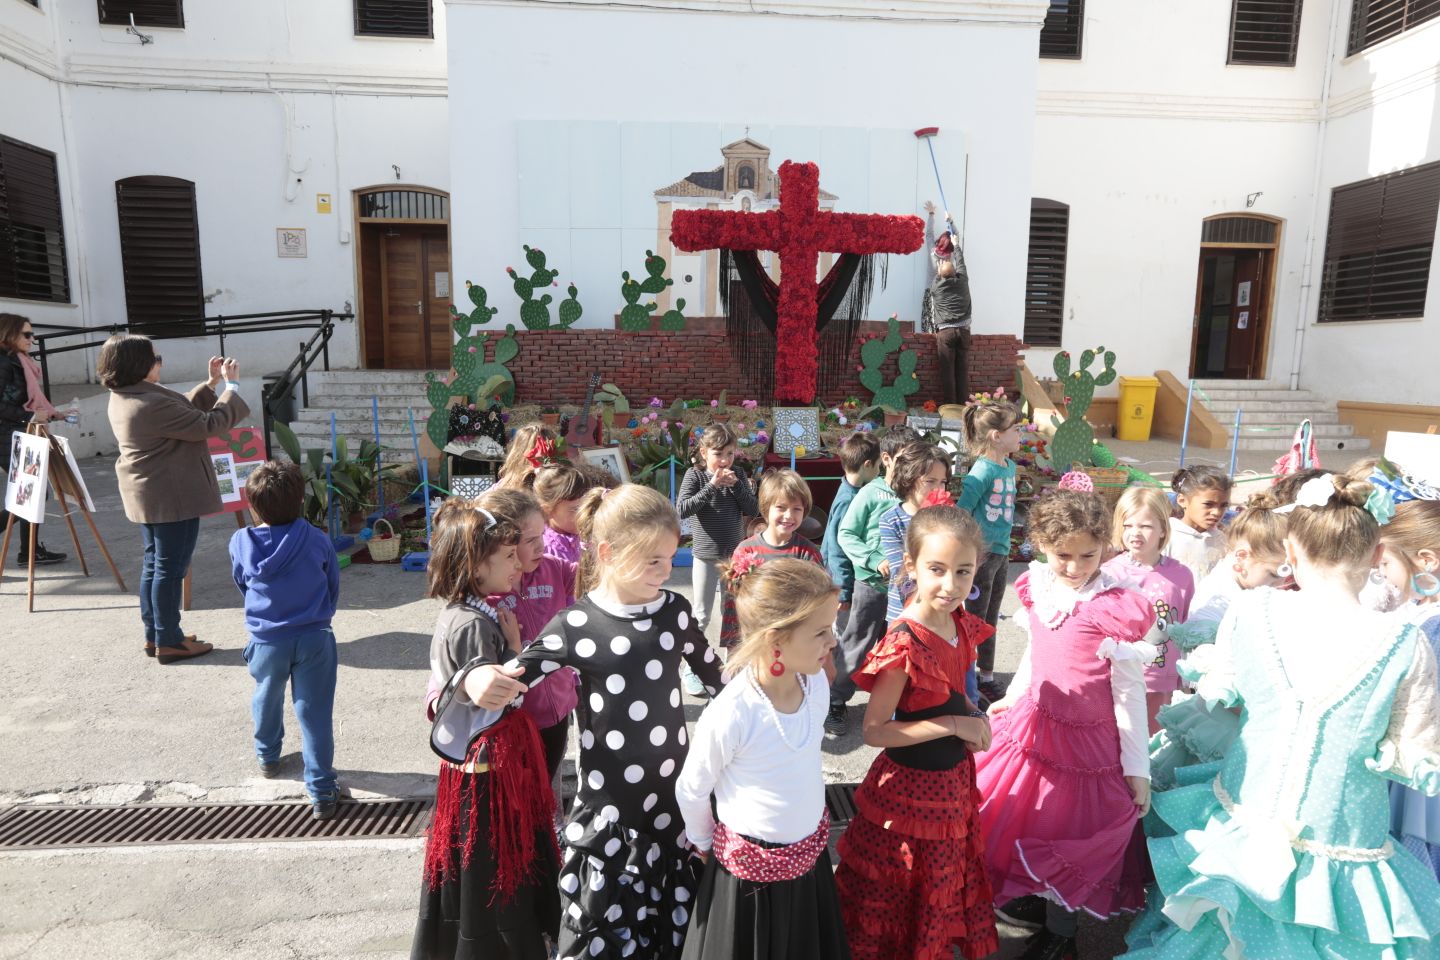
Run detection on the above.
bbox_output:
[223,428,262,460]
[450,281,498,336]
[858,315,920,413]
[618,250,675,331]
[507,245,560,330]
[557,282,583,329]
[659,297,687,331]
[424,275,521,450]
[1048,345,1117,469]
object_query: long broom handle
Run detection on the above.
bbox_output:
[923,137,951,224]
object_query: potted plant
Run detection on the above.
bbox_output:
[540,404,561,427]
[709,390,730,423]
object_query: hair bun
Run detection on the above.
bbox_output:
[1245,489,1281,511]
[1331,474,1373,510]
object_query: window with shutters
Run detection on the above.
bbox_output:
[1348,0,1440,54]
[1229,0,1303,64]
[1318,161,1439,323]
[1040,0,1084,59]
[97,0,183,28]
[354,0,432,38]
[1024,199,1069,347]
[115,176,204,332]
[0,136,70,304]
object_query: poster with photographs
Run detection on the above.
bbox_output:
[5,432,49,524]
[207,429,266,514]
[51,435,95,513]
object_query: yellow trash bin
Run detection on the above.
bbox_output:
[1116,376,1160,442]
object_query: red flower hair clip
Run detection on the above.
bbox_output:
[922,489,955,508]
[526,436,557,469]
[728,553,761,585]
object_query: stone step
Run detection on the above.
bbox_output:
[1234,422,1355,438]
[1194,387,1323,403]
[310,370,445,384]
[1190,379,1296,390]
[1235,435,1370,452]
[1202,403,1340,423]
[1202,399,1337,415]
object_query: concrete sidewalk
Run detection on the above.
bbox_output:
[0,441,1377,959]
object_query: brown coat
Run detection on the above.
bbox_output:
[108,380,251,524]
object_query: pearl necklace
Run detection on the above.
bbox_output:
[747,667,811,752]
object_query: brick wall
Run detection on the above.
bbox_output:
[504,317,1023,406]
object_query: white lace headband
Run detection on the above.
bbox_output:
[1274,475,1335,514]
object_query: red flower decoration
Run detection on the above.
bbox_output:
[922,489,955,508]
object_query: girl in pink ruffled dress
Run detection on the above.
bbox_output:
[975,490,1159,960]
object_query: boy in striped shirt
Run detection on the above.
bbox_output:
[718,469,823,649]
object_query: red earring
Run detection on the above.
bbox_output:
[769,649,785,677]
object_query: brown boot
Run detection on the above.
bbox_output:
[145,634,194,658]
[155,636,213,665]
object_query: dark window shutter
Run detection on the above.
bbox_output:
[1039,0,1084,58]
[97,0,184,28]
[1229,0,1304,65]
[1348,0,1440,54]
[0,136,70,304]
[1319,161,1439,322]
[115,176,204,332]
[1202,216,1279,244]
[354,0,432,38]
[1024,199,1069,347]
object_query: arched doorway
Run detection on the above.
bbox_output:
[1190,213,1282,380]
[354,186,451,369]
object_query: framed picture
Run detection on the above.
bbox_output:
[276,227,307,258]
[580,446,631,484]
[451,475,496,499]
[907,415,941,433]
[770,407,821,456]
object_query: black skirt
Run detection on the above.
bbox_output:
[681,843,851,960]
[411,770,560,960]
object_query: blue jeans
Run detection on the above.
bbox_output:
[139,518,201,647]
[244,629,338,801]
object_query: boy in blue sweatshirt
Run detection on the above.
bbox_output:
[230,460,341,820]
[822,432,880,632]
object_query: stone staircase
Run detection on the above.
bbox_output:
[285,370,444,460]
[1192,380,1369,453]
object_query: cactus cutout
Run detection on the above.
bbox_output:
[424,276,521,450]
[1048,345,1117,469]
[557,282,583,329]
[507,245,560,330]
[450,281,498,336]
[858,315,920,413]
[224,428,262,459]
[659,297,687,331]
[619,250,674,331]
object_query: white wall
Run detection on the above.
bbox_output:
[1297,17,1440,404]
[1,0,450,384]
[1029,0,1440,404]
[445,0,1047,345]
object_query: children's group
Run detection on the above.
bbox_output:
[235,399,1440,960]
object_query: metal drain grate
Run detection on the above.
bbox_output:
[824,783,859,824]
[0,798,431,851]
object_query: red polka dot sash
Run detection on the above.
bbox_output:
[713,812,830,883]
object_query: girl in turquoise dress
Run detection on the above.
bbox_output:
[1376,494,1440,879]
[1124,474,1440,960]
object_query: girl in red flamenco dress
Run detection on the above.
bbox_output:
[834,503,999,960]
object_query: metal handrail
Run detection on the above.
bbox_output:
[29,308,353,458]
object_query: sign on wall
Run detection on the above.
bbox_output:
[276,228,307,258]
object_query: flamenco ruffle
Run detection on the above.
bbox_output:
[1169,619,1220,654]
[1148,692,1242,793]
[837,785,997,960]
[852,752,980,841]
[977,696,1150,916]
[1126,771,1440,960]
[555,814,700,960]
[852,623,977,712]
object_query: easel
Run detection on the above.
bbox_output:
[182,508,249,612]
[0,422,126,612]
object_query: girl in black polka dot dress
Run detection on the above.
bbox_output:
[465,484,725,960]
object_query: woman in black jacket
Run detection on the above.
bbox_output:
[0,313,66,565]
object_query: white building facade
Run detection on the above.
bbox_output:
[2,0,1436,406]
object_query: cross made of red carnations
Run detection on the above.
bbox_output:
[670,160,923,403]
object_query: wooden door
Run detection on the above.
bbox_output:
[1191,250,1264,379]
[377,225,451,369]
[422,232,452,369]
[1225,252,1262,378]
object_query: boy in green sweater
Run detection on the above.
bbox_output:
[824,426,920,734]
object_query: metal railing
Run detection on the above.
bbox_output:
[31,309,352,458]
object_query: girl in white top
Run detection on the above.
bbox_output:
[675,557,848,960]
[1164,465,1232,583]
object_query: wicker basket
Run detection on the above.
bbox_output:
[368,518,402,563]
[1083,466,1131,510]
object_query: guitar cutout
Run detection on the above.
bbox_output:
[563,372,604,459]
